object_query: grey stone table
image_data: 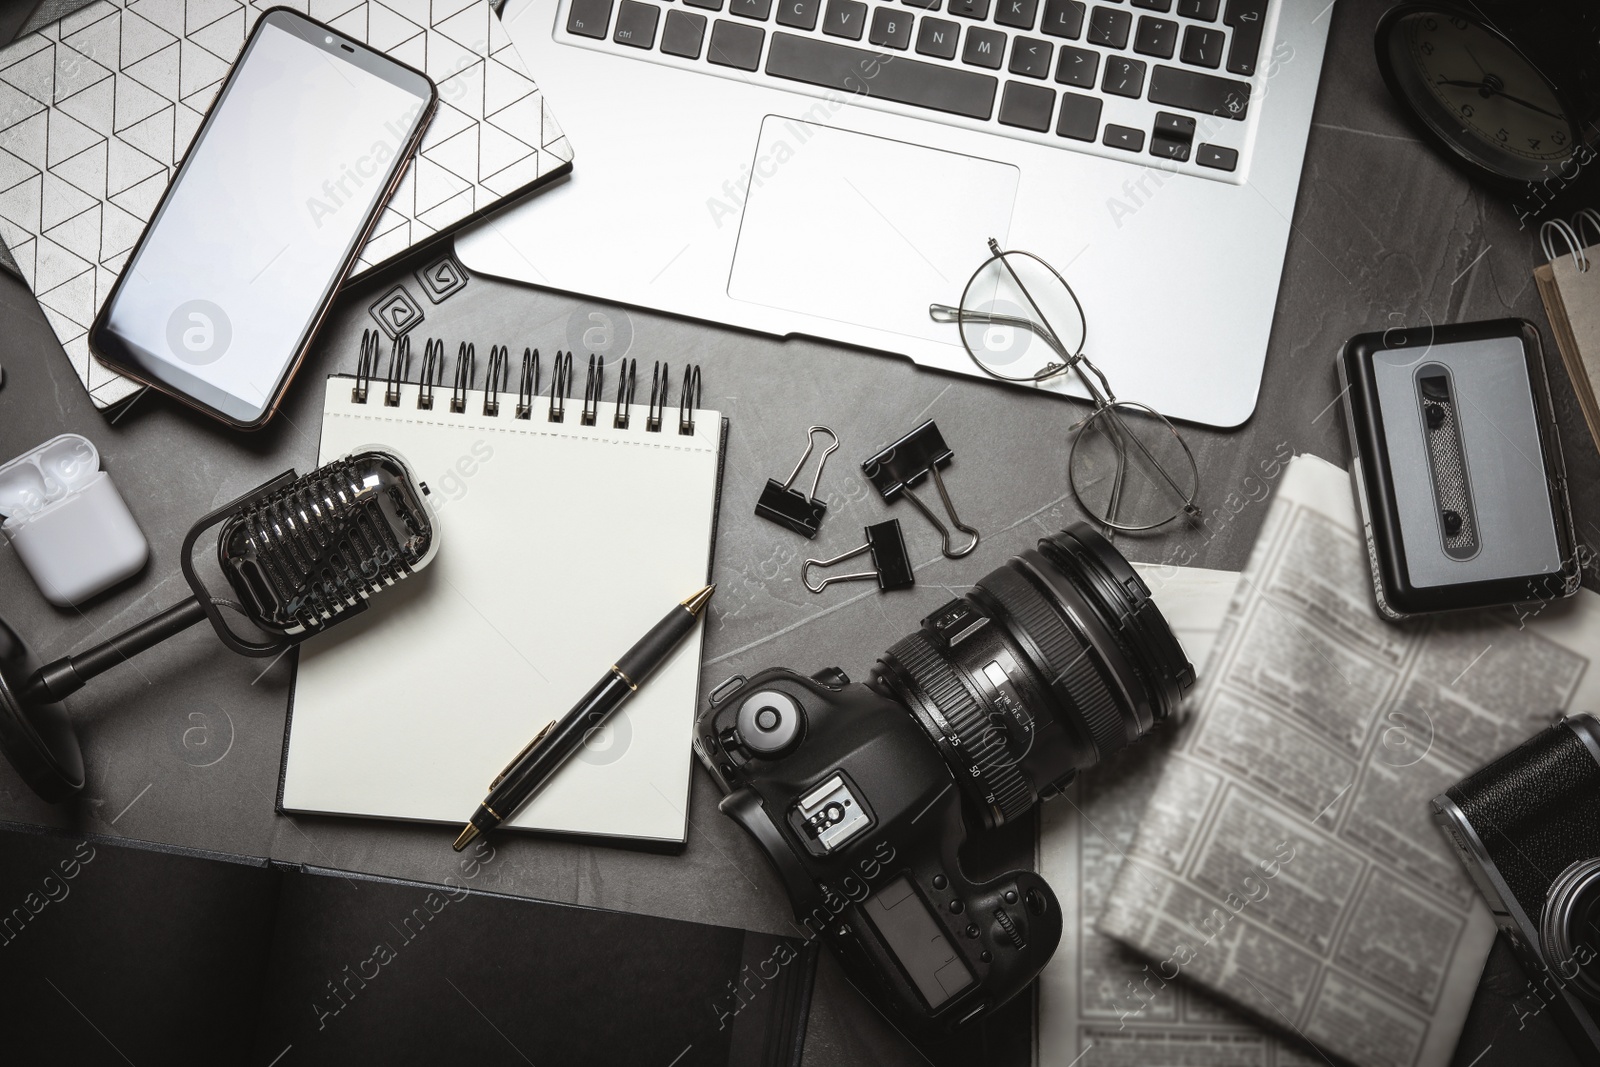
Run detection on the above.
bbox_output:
[1,0,1595,1062]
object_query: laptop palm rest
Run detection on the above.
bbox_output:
[728,117,1019,345]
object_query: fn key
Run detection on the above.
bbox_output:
[568,0,613,37]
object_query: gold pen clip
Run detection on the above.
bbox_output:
[488,719,557,791]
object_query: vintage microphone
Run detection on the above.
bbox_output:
[0,448,438,801]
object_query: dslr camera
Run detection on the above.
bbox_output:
[695,524,1193,1034]
[1434,714,1600,1058]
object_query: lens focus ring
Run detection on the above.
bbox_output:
[979,564,1126,761]
[887,631,1033,825]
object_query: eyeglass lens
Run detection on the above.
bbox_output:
[957,251,1085,382]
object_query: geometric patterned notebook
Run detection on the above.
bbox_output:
[0,0,573,408]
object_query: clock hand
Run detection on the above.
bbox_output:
[1432,78,1566,121]
[1492,91,1565,122]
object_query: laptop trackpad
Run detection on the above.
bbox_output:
[728,118,1019,343]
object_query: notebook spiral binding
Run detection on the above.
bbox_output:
[451,343,475,414]
[353,329,703,436]
[550,350,572,423]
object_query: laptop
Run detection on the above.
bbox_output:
[456,0,1330,428]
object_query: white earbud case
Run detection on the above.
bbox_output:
[0,434,148,606]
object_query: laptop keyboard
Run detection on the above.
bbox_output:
[560,0,1270,180]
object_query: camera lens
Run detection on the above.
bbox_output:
[1542,857,1600,1003]
[872,523,1193,829]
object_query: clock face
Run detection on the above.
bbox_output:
[1386,10,1575,182]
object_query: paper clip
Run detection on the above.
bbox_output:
[803,521,914,593]
[756,426,840,539]
[862,420,979,559]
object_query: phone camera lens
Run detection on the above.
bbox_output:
[325,34,334,42]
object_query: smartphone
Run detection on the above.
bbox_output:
[89,8,436,429]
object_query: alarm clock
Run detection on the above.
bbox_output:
[1375,3,1600,207]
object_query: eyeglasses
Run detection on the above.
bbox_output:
[930,239,1201,533]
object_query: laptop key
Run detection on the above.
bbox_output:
[1040,0,1083,37]
[1008,37,1051,77]
[1102,123,1143,151]
[1148,64,1249,118]
[1180,25,1221,67]
[1053,43,1097,87]
[567,0,613,38]
[661,8,708,55]
[777,0,821,27]
[1102,55,1144,96]
[869,6,914,49]
[614,0,660,46]
[730,0,774,19]
[1086,6,1129,48]
[1131,0,1169,8]
[995,0,1036,29]
[1223,0,1264,75]
[946,0,989,19]
[1133,16,1174,58]
[916,16,959,57]
[1195,143,1237,170]
[1176,0,1217,18]
[1149,110,1194,159]
[998,81,1054,131]
[709,18,765,67]
[765,32,999,118]
[823,0,868,36]
[1055,90,1100,139]
[962,26,1006,68]
[903,0,940,8]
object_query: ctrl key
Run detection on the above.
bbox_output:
[568,0,614,37]
[1195,142,1238,171]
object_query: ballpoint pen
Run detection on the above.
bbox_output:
[453,583,715,850]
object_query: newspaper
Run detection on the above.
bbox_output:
[1071,453,1600,1067]
[1040,563,1326,1067]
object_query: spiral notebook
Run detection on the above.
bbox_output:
[280,339,727,845]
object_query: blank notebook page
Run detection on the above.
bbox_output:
[280,377,724,843]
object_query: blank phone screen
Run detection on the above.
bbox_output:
[95,16,430,424]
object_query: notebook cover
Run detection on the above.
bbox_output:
[0,0,574,409]
[255,860,817,1066]
[277,374,728,846]
[0,822,817,1066]
[0,820,283,1064]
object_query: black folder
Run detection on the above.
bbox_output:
[0,823,815,1066]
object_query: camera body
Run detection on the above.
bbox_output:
[1433,714,1600,1057]
[697,524,1195,1035]
[698,666,1062,1035]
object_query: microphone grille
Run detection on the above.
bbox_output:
[218,450,436,637]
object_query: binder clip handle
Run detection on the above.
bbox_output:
[803,521,914,593]
[862,420,980,559]
[755,426,840,539]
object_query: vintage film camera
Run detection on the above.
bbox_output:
[695,524,1193,1035]
[1434,714,1600,1058]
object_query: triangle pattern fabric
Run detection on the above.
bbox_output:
[0,0,571,410]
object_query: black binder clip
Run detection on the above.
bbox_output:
[756,426,839,539]
[862,420,980,559]
[803,520,914,593]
